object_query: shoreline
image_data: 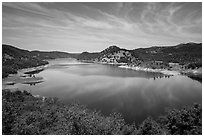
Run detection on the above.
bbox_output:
[3,59,202,89]
[2,64,48,89]
[80,59,202,78]
[118,65,180,76]
[18,64,48,75]
[80,60,179,76]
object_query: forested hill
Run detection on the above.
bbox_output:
[2,42,202,78]
[3,44,78,60]
[77,42,202,64]
[131,42,202,64]
[2,44,78,78]
[30,50,78,59]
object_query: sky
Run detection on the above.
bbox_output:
[2,2,202,53]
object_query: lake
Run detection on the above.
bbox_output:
[3,58,202,124]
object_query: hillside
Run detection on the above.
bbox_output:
[77,51,100,61]
[2,44,48,78]
[77,46,137,64]
[131,42,202,64]
[77,43,202,66]
[97,46,137,64]
[2,42,202,78]
[2,44,78,78]
[30,50,78,59]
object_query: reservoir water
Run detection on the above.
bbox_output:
[3,58,202,124]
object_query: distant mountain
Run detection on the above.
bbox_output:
[77,42,202,65]
[77,51,100,61]
[2,42,202,78]
[100,45,121,55]
[3,44,79,60]
[2,44,78,78]
[2,44,47,78]
[97,45,137,63]
[30,50,78,59]
[131,42,202,64]
[76,45,137,63]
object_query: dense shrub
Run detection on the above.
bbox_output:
[2,66,17,78]
[2,58,48,78]
[2,90,202,135]
[2,90,134,135]
[2,44,49,78]
[159,104,202,135]
[136,117,168,135]
[185,62,202,69]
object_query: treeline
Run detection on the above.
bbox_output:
[184,62,202,69]
[2,44,77,78]
[2,90,202,135]
[76,43,202,65]
[131,42,202,64]
[2,42,202,78]
[2,44,90,78]
[2,44,48,78]
[2,58,48,78]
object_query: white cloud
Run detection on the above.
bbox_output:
[2,2,202,52]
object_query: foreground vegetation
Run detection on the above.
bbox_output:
[2,90,202,135]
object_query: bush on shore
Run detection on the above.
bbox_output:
[2,90,202,135]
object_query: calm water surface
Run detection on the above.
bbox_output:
[4,58,202,124]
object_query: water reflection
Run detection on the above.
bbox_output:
[3,59,202,124]
[187,75,202,83]
[153,75,171,80]
[23,81,43,86]
[46,58,171,79]
[49,63,167,79]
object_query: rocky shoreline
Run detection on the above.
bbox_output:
[96,61,202,80]
[117,64,202,82]
[118,65,180,76]
[80,59,202,78]
[3,59,202,89]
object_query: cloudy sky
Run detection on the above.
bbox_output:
[2,2,202,52]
